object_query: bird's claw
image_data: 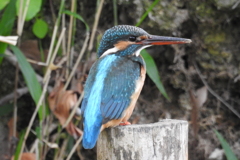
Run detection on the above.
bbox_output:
[119,121,131,126]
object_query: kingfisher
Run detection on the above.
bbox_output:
[81,25,191,149]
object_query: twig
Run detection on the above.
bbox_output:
[67,0,76,55]
[88,0,105,52]
[17,0,31,36]
[0,87,28,106]
[0,36,18,45]
[57,136,69,159]
[64,33,90,90]
[13,64,19,138]
[62,91,84,129]
[5,50,44,84]
[66,136,83,160]
[45,25,59,66]
[49,0,56,22]
[193,62,240,119]
[17,0,24,36]
[61,14,67,57]
[43,28,66,83]
[17,76,50,160]
[113,0,118,26]
[27,58,64,69]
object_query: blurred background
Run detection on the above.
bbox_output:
[0,0,240,159]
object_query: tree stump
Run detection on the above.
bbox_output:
[97,119,188,160]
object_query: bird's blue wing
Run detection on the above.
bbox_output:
[100,57,141,123]
[81,55,144,148]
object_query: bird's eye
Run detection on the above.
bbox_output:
[129,36,136,42]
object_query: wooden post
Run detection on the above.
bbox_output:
[97,119,188,160]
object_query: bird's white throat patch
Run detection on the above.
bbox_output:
[100,47,119,58]
[100,45,151,58]
[134,45,151,57]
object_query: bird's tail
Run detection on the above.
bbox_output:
[82,121,102,149]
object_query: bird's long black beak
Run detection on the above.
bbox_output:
[140,35,192,45]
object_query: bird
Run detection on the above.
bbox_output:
[81,25,191,149]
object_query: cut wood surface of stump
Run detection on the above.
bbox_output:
[97,119,188,160]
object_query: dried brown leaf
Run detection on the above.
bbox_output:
[20,40,48,71]
[48,81,82,138]
[12,153,36,160]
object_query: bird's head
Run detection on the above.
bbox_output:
[97,25,191,58]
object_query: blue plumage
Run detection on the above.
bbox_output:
[82,54,117,149]
[81,54,141,149]
[80,25,191,149]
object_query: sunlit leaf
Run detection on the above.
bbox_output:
[10,46,44,120]
[0,0,10,11]
[33,19,48,39]
[0,0,16,63]
[141,49,169,100]
[214,130,238,160]
[63,10,89,32]
[16,0,42,21]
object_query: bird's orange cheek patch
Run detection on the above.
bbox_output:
[114,41,135,50]
[139,35,148,40]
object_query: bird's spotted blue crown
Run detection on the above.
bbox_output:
[97,25,149,57]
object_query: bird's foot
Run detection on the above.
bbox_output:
[119,121,131,126]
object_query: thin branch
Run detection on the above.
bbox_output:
[18,76,51,160]
[13,64,19,138]
[193,62,240,119]
[61,14,67,58]
[67,0,76,55]
[0,87,28,106]
[49,0,56,22]
[88,0,105,52]
[27,58,63,69]
[45,25,59,66]
[17,0,24,36]
[17,0,31,36]
[0,36,19,45]
[113,0,118,26]
[5,50,44,83]
[62,91,84,129]
[66,136,83,160]
[43,28,66,83]
[64,33,90,90]
[57,136,69,159]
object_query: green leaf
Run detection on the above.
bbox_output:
[214,130,238,160]
[36,126,41,138]
[0,0,10,11]
[135,0,160,27]
[141,49,170,100]
[0,0,16,63]
[16,0,42,21]
[63,10,90,32]
[10,46,44,120]
[33,19,48,39]
[14,129,26,160]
